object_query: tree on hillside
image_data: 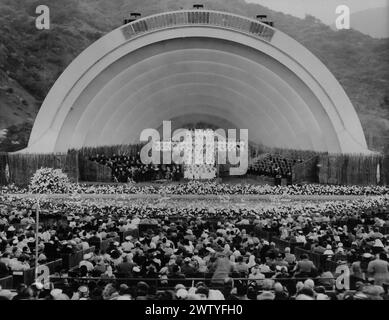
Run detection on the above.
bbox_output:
[0,122,33,152]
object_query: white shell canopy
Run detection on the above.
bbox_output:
[24,10,369,154]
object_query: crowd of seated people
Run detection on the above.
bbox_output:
[88,152,302,184]
[0,193,388,300]
[2,181,389,196]
[248,154,303,184]
[88,154,183,183]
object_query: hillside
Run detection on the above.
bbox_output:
[350,7,389,39]
[0,0,388,152]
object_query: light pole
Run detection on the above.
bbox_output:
[34,195,43,282]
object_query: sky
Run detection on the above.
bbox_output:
[245,0,389,25]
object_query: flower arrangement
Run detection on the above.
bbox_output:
[29,167,71,194]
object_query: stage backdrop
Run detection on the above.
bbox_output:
[0,149,388,186]
[317,154,385,185]
[0,153,9,185]
[3,152,78,186]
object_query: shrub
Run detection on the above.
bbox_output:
[29,167,71,194]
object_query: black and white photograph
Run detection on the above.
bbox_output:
[0,0,388,314]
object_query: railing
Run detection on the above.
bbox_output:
[121,10,276,43]
[12,259,63,288]
[49,275,339,292]
[50,276,337,282]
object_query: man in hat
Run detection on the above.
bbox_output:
[116,254,134,278]
[367,252,389,286]
[211,252,236,285]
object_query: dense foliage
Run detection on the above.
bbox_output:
[29,167,71,194]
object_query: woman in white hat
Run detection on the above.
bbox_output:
[323,245,334,259]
